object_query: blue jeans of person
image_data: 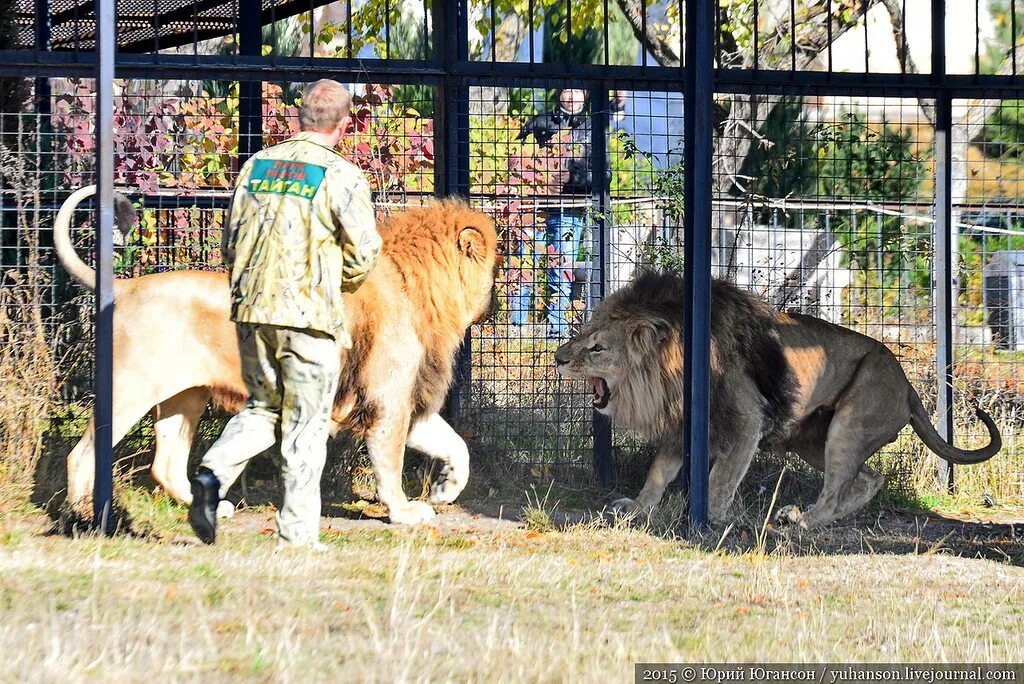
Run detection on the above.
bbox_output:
[510,211,585,336]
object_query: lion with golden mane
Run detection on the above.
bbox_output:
[57,185,498,526]
[555,270,1001,528]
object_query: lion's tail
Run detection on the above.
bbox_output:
[54,184,136,290]
[908,388,1001,464]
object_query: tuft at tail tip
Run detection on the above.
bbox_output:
[114,192,137,241]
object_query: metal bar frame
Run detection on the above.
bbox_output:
[92,0,115,533]
[33,0,61,322]
[0,49,1021,95]
[238,0,262,164]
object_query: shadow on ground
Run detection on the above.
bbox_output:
[26,416,1024,566]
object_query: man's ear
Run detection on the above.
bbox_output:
[458,226,486,261]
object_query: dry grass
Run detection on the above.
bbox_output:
[0,171,62,504]
[1,493,1023,682]
[0,277,56,487]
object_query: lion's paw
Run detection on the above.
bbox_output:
[609,497,642,516]
[428,464,467,505]
[217,500,236,519]
[774,504,804,526]
[388,500,437,526]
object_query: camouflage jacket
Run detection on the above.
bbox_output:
[222,132,382,341]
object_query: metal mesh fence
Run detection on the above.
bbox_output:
[952,96,1024,501]
[710,92,938,496]
[2,1,1024,507]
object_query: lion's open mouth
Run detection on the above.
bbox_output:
[588,377,610,409]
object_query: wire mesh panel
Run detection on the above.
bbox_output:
[462,84,597,481]
[711,90,939,496]
[952,95,1024,503]
[458,83,686,484]
[3,0,1024,513]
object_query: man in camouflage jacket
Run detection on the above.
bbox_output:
[188,79,382,550]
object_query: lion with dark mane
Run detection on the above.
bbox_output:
[555,270,1001,528]
[57,186,498,525]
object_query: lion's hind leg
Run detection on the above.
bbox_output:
[151,387,210,506]
[66,418,98,510]
[788,349,904,529]
[66,395,156,512]
[406,412,469,505]
[780,464,885,529]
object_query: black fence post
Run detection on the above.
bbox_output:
[238,0,263,165]
[932,0,955,493]
[683,0,714,526]
[589,82,613,488]
[435,0,471,427]
[93,0,116,534]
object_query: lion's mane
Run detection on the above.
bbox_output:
[600,270,798,444]
[213,200,498,435]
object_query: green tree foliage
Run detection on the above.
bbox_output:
[737,96,819,204]
[815,113,923,203]
[978,101,1024,162]
[390,8,434,118]
[542,1,635,66]
[981,0,1024,74]
[977,1,1024,162]
[815,112,926,290]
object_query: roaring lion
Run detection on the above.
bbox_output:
[554,270,1001,528]
[56,185,498,525]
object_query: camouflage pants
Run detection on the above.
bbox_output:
[201,322,341,546]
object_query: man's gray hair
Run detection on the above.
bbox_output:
[299,79,352,132]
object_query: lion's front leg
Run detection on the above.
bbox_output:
[612,434,682,514]
[365,409,436,526]
[405,412,469,505]
[707,409,763,523]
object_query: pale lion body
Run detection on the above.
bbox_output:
[555,270,1001,528]
[57,186,498,525]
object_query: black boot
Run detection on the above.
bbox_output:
[188,467,221,544]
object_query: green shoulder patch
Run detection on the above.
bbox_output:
[248,159,326,200]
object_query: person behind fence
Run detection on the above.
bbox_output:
[511,88,594,338]
[187,79,382,550]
